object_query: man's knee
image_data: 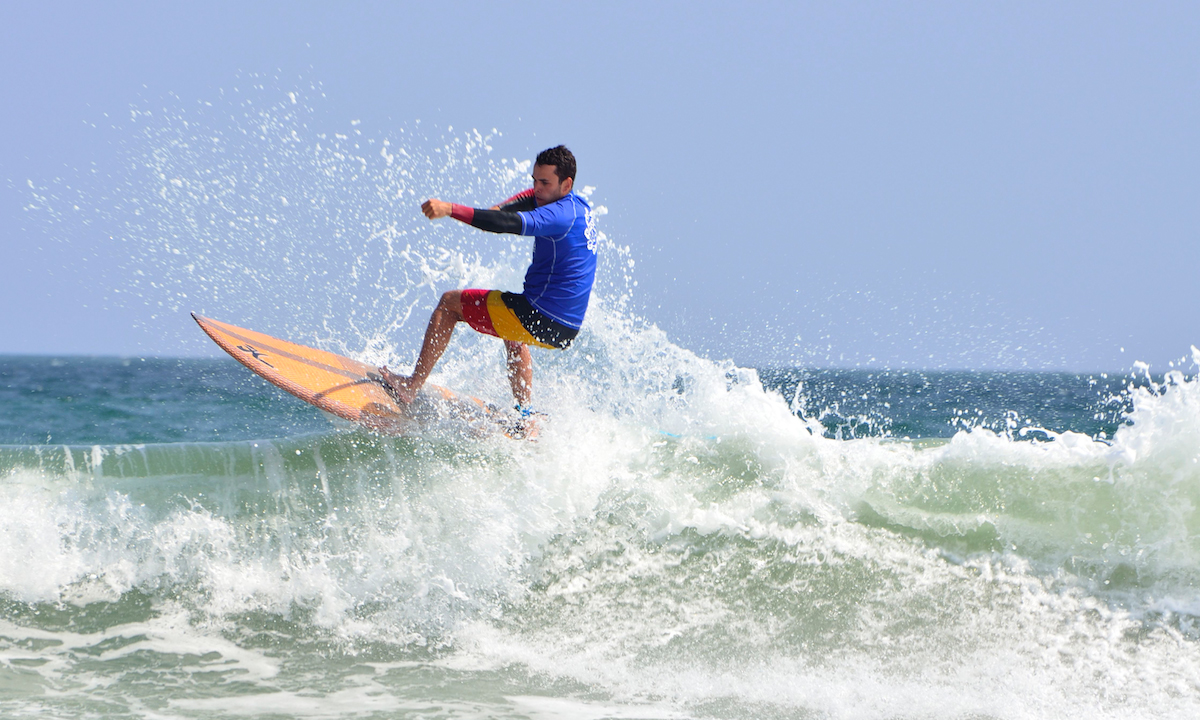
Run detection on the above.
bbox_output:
[438,290,465,321]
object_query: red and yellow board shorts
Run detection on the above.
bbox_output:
[460,289,579,350]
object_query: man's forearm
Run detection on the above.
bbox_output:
[450,204,523,234]
[422,194,526,234]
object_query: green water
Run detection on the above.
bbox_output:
[2,356,1199,718]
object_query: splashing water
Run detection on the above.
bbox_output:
[10,81,1200,719]
[26,76,631,364]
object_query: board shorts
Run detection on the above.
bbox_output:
[460,289,578,350]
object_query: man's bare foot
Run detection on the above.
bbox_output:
[377,365,420,404]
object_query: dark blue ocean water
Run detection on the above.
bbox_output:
[0,356,329,445]
[0,356,1145,447]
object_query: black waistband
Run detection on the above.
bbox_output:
[501,292,579,349]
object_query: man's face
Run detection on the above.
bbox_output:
[532,164,573,206]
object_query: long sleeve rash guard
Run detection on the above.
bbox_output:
[449,189,598,329]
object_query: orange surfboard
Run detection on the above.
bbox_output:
[192,313,528,437]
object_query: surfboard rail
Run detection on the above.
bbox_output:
[192,313,530,437]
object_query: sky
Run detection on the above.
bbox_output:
[2,1,1198,371]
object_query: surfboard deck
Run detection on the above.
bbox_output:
[192,313,535,439]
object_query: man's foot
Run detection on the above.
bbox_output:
[377,365,420,404]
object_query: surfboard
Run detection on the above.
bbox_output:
[192,313,534,438]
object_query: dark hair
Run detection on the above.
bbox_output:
[535,145,576,183]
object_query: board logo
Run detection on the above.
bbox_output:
[236,344,275,368]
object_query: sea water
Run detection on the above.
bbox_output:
[3,352,1199,719]
[10,81,1200,718]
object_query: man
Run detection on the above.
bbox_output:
[378,145,598,413]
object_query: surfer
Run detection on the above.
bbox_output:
[378,145,598,412]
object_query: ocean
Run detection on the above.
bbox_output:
[13,89,1200,718]
[2,349,1198,719]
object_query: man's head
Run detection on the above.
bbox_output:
[532,145,575,206]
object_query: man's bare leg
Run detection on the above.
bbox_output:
[505,340,532,406]
[379,290,464,403]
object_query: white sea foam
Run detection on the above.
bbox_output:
[10,328,1198,716]
[12,80,1200,718]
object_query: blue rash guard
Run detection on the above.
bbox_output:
[450,190,599,329]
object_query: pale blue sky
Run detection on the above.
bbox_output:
[2,1,1198,370]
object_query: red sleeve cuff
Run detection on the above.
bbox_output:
[450,204,475,223]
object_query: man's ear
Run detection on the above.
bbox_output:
[562,176,574,193]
